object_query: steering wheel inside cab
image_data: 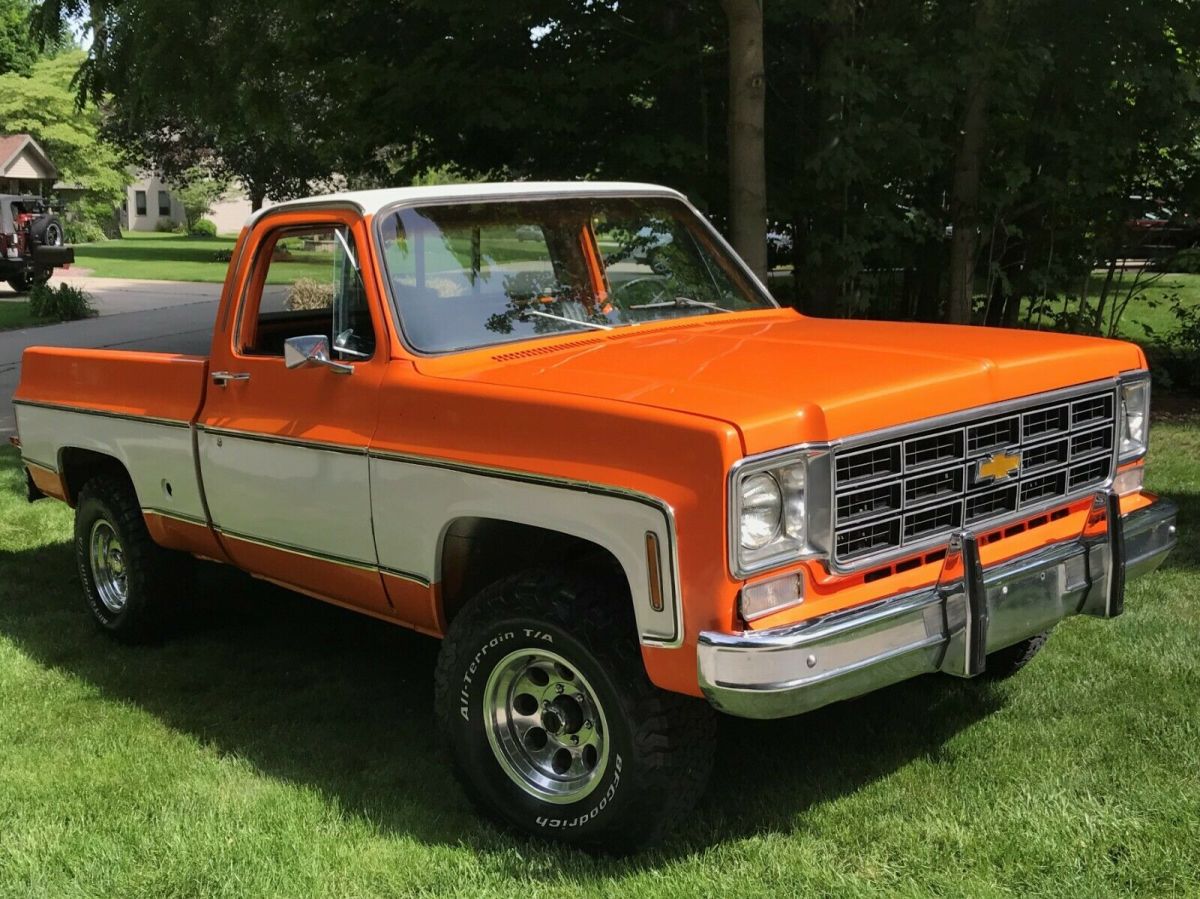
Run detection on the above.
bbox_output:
[610,275,670,312]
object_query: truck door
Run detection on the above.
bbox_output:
[197,211,391,614]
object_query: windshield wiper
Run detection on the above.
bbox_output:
[520,308,612,331]
[629,296,730,312]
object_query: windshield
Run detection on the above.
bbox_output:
[378,197,775,353]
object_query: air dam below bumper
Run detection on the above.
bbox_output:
[698,495,1178,719]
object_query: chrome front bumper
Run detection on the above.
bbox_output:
[698,495,1178,719]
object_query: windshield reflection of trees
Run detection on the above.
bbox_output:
[390,199,747,340]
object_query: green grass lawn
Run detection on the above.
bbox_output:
[0,300,48,331]
[1020,270,1200,344]
[72,232,333,285]
[76,231,557,286]
[72,231,239,282]
[1,427,1198,897]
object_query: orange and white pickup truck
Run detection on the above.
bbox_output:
[11,182,1179,850]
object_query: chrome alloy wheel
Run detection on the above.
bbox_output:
[483,649,610,804]
[89,519,129,613]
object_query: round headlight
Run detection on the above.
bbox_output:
[740,473,782,549]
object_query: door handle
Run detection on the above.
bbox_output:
[211,371,251,387]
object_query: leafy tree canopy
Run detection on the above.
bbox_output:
[0,51,128,222]
[0,0,45,75]
[34,0,1200,329]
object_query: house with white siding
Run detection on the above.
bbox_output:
[0,134,59,195]
[120,173,276,234]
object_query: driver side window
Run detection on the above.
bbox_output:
[242,224,376,361]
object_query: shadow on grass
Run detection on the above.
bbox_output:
[0,535,1016,864]
[1156,490,1199,573]
[1,492,1193,864]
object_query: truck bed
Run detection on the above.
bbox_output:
[13,346,210,522]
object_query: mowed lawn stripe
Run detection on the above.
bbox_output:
[0,425,1197,897]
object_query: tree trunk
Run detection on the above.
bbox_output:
[946,0,996,324]
[250,188,265,213]
[722,0,768,282]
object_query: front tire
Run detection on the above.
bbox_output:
[74,474,175,642]
[434,567,716,852]
[982,631,1050,680]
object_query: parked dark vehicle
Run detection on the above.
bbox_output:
[0,195,74,293]
[1125,197,1200,257]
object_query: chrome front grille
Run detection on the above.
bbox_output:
[831,387,1117,567]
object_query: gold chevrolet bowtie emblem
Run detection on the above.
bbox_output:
[977,451,1021,482]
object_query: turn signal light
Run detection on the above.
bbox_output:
[741,572,804,622]
[1112,466,1145,497]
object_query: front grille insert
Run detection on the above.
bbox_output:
[905,431,964,471]
[968,416,1020,454]
[836,444,901,486]
[1022,405,1069,440]
[836,518,902,559]
[1070,457,1111,489]
[1071,426,1113,458]
[1022,438,1069,473]
[905,467,964,506]
[836,482,902,524]
[966,484,1018,522]
[1020,471,1067,505]
[1072,394,1114,427]
[830,386,1117,566]
[903,502,963,541]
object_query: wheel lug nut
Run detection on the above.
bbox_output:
[583,720,592,729]
[555,684,564,694]
[571,735,579,745]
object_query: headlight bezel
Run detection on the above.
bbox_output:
[729,446,832,578]
[1118,373,1151,463]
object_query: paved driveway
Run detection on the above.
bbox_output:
[0,277,221,438]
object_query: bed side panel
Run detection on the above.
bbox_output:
[14,347,209,422]
[13,348,210,524]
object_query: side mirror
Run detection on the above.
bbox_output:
[283,335,353,375]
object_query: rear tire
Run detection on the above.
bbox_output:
[982,631,1049,681]
[6,271,49,294]
[74,474,175,642]
[433,566,716,852]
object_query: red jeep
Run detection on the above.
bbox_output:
[0,194,73,293]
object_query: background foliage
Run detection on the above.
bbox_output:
[0,46,128,230]
[21,0,1200,383]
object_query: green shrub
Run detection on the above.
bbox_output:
[28,282,96,322]
[213,248,234,263]
[1169,248,1200,274]
[189,218,217,237]
[64,219,107,244]
[155,217,183,233]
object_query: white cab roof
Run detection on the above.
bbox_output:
[246,181,687,227]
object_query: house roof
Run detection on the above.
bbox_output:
[247,181,686,227]
[0,134,58,180]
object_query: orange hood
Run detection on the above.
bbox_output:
[414,309,1146,455]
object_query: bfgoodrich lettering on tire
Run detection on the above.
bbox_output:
[433,565,716,852]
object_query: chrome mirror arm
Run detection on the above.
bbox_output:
[283,335,354,375]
